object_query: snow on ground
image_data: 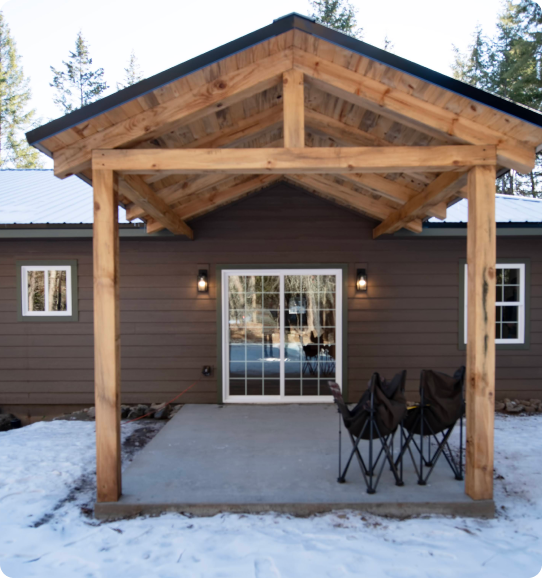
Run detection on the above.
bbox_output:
[0,415,541,578]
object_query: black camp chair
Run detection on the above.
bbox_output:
[395,366,465,486]
[328,371,407,494]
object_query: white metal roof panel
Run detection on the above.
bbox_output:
[0,169,134,224]
[432,194,542,224]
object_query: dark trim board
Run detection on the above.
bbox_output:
[458,258,531,351]
[215,263,349,404]
[26,13,542,155]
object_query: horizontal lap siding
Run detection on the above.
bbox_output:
[0,184,541,412]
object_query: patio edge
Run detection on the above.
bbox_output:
[94,499,496,521]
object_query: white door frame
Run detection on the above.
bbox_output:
[221,268,342,403]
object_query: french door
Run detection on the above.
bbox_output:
[222,269,342,403]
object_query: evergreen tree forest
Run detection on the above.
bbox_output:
[453,0,542,197]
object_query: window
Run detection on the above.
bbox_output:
[463,263,526,345]
[17,261,78,322]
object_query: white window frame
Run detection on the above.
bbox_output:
[464,263,525,345]
[21,265,73,317]
[222,268,343,404]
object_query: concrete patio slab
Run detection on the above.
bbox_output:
[95,405,494,520]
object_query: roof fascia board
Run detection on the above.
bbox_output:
[26,14,542,155]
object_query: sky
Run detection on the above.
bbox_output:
[0,0,540,156]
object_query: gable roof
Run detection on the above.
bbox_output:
[0,169,136,225]
[23,15,542,239]
[26,13,542,155]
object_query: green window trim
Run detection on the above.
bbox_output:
[216,264,349,404]
[458,258,530,351]
[16,260,79,322]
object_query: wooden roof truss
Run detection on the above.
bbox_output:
[45,30,541,240]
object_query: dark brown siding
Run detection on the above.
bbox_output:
[1,183,541,414]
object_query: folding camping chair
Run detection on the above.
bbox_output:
[328,371,407,494]
[395,366,465,486]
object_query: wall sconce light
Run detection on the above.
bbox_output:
[197,269,208,293]
[356,268,367,292]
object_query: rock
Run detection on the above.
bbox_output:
[503,398,511,405]
[507,404,524,414]
[151,403,169,419]
[495,402,505,411]
[120,405,131,419]
[87,407,96,419]
[0,413,19,432]
[168,405,182,419]
[127,404,149,420]
[525,405,536,414]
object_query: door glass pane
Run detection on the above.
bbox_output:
[227,272,338,398]
[27,270,45,312]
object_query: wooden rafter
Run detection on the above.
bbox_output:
[373,172,468,238]
[341,173,447,220]
[146,174,281,234]
[285,174,423,233]
[93,145,496,174]
[53,49,294,178]
[293,49,536,173]
[283,69,304,148]
[120,175,194,238]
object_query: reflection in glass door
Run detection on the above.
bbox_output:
[223,269,342,402]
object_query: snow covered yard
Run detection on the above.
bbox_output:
[0,415,541,578]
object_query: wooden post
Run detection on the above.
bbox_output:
[93,168,121,502]
[283,69,304,148]
[465,165,496,501]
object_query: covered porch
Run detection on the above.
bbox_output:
[25,14,542,513]
[94,404,494,520]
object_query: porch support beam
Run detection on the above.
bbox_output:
[120,174,194,238]
[54,49,293,178]
[341,173,448,220]
[93,168,121,503]
[283,69,305,148]
[373,172,468,238]
[465,165,496,501]
[294,49,536,173]
[93,145,496,174]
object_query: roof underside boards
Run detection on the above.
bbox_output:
[0,170,136,224]
[24,14,542,237]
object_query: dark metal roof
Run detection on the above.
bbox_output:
[26,13,542,156]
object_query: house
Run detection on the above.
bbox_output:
[3,13,542,505]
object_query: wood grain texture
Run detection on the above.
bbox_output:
[373,172,468,238]
[283,69,305,148]
[93,145,497,174]
[293,48,536,173]
[54,49,293,177]
[465,166,496,501]
[93,169,121,502]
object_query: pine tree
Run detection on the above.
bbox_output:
[453,0,542,198]
[0,12,42,168]
[50,31,108,113]
[309,0,363,39]
[117,50,144,90]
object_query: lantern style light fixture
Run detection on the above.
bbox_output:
[356,268,368,292]
[197,269,209,293]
